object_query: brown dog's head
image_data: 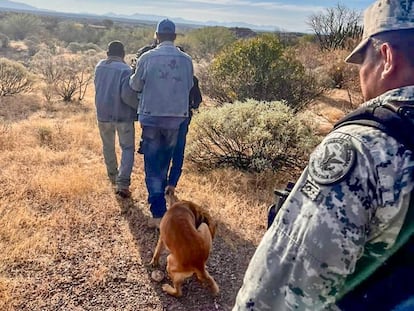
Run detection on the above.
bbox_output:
[165,187,217,238]
[187,202,217,239]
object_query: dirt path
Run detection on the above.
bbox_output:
[5,192,259,311]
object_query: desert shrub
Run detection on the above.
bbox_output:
[295,41,362,104]
[0,33,9,48]
[186,99,320,172]
[30,50,98,102]
[0,13,43,40]
[99,26,154,54]
[83,42,102,52]
[55,21,83,43]
[308,4,362,51]
[37,126,53,147]
[176,26,237,61]
[67,42,102,53]
[67,42,83,53]
[0,58,34,96]
[204,34,321,111]
[24,38,40,56]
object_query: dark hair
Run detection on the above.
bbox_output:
[156,33,176,43]
[107,40,125,57]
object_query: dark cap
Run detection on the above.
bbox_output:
[346,0,414,64]
[156,19,176,34]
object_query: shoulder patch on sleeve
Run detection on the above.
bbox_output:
[309,137,356,185]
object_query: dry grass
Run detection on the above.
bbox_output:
[0,89,304,310]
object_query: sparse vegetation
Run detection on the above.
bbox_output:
[0,13,43,40]
[308,4,362,51]
[0,57,34,96]
[187,99,321,172]
[177,26,237,61]
[30,49,99,102]
[0,33,9,48]
[0,8,363,311]
[203,34,321,111]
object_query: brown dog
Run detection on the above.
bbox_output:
[150,189,219,297]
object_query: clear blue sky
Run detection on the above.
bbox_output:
[16,0,373,32]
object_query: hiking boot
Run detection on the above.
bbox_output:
[147,217,162,229]
[115,188,131,199]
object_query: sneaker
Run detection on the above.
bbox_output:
[147,217,162,229]
[115,188,131,199]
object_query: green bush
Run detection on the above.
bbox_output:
[67,42,83,53]
[0,58,34,96]
[0,33,9,48]
[1,13,43,40]
[99,26,154,54]
[204,34,321,111]
[176,26,237,61]
[67,42,102,53]
[186,99,320,172]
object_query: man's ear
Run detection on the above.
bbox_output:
[380,42,394,79]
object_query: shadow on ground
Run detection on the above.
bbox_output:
[118,197,258,311]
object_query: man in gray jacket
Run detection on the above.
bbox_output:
[95,40,138,198]
[130,19,194,227]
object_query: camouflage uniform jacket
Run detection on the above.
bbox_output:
[233,85,414,311]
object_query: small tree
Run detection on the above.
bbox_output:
[205,34,320,111]
[177,26,237,61]
[308,4,363,51]
[1,13,43,40]
[187,99,320,172]
[0,58,34,96]
[0,33,9,48]
[30,50,98,102]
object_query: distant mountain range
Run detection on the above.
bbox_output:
[0,0,283,32]
[0,0,37,11]
[105,12,283,32]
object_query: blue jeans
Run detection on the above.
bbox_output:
[141,126,179,218]
[168,117,190,187]
[98,121,135,190]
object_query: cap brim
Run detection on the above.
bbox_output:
[345,37,370,64]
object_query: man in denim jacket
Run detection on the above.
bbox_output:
[94,41,138,198]
[130,19,194,227]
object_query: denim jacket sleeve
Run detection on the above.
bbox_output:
[121,71,139,110]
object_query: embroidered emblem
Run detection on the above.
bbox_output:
[301,179,320,201]
[309,137,356,185]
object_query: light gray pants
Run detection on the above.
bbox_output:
[98,121,135,190]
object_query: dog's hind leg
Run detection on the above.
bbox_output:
[196,269,219,296]
[162,255,192,297]
[195,223,219,295]
[162,276,185,297]
[197,223,213,249]
[150,236,164,267]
